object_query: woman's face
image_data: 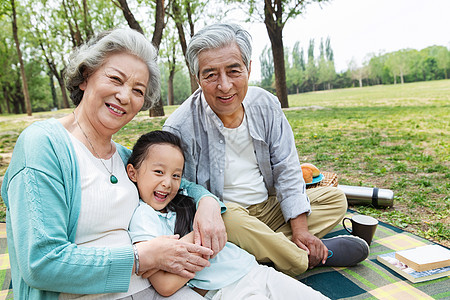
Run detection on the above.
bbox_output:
[127,144,185,212]
[79,52,149,134]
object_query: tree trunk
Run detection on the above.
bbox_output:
[62,0,83,47]
[82,0,94,39]
[264,0,289,108]
[151,0,165,48]
[3,86,11,114]
[400,71,404,84]
[148,0,165,117]
[48,70,58,108]
[168,70,175,106]
[167,46,176,106]
[116,0,144,34]
[57,71,70,108]
[11,0,32,116]
[39,38,70,108]
[172,0,198,93]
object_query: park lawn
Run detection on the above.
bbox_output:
[0,79,449,246]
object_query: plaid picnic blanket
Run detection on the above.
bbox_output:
[298,210,450,299]
[0,223,12,299]
[1,212,449,299]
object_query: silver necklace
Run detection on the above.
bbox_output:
[73,112,118,184]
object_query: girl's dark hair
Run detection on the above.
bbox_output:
[128,130,195,237]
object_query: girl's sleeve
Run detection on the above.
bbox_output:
[129,204,163,243]
[180,178,226,213]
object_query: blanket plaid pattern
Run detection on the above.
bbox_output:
[298,211,450,299]
[0,223,12,299]
[1,212,449,299]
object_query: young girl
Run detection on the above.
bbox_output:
[127,131,328,300]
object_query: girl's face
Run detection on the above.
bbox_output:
[127,144,184,212]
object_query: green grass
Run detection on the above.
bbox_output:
[0,80,449,245]
[287,80,449,245]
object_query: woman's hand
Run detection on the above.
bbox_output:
[193,196,227,259]
[135,235,213,279]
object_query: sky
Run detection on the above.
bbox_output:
[226,0,450,81]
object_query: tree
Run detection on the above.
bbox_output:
[35,27,70,108]
[10,0,31,115]
[304,39,318,91]
[286,42,304,94]
[259,45,274,91]
[114,0,167,117]
[367,52,387,85]
[60,0,95,47]
[168,0,214,93]
[160,27,184,106]
[348,59,368,87]
[385,50,412,84]
[234,0,327,108]
[317,37,335,90]
[292,41,305,70]
[0,15,17,114]
[112,0,144,34]
[28,0,104,109]
[148,0,167,117]
[428,46,450,79]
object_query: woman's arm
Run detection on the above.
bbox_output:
[3,124,134,294]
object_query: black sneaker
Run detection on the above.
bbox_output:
[322,235,369,267]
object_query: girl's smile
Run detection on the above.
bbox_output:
[127,143,184,212]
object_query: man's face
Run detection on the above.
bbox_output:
[197,43,251,127]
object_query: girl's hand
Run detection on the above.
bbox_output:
[135,235,212,279]
[193,196,227,259]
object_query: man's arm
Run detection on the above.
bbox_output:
[290,214,328,268]
[180,179,227,259]
[263,99,327,267]
[193,196,227,259]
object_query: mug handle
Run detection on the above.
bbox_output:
[342,217,352,234]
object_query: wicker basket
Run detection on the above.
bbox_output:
[306,171,338,189]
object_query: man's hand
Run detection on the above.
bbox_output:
[290,214,328,269]
[193,196,227,259]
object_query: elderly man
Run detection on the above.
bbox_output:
[163,23,369,276]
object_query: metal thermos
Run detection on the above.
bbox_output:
[337,185,394,207]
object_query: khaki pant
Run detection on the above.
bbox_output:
[222,186,347,276]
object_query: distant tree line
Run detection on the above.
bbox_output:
[1,0,448,115]
[1,0,330,115]
[0,0,224,115]
[260,40,450,94]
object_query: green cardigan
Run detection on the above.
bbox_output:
[1,119,220,299]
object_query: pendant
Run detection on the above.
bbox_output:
[110,174,118,184]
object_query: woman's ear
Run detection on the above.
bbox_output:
[79,80,87,91]
[127,164,138,182]
[79,70,89,91]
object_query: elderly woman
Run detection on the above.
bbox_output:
[1,28,226,299]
